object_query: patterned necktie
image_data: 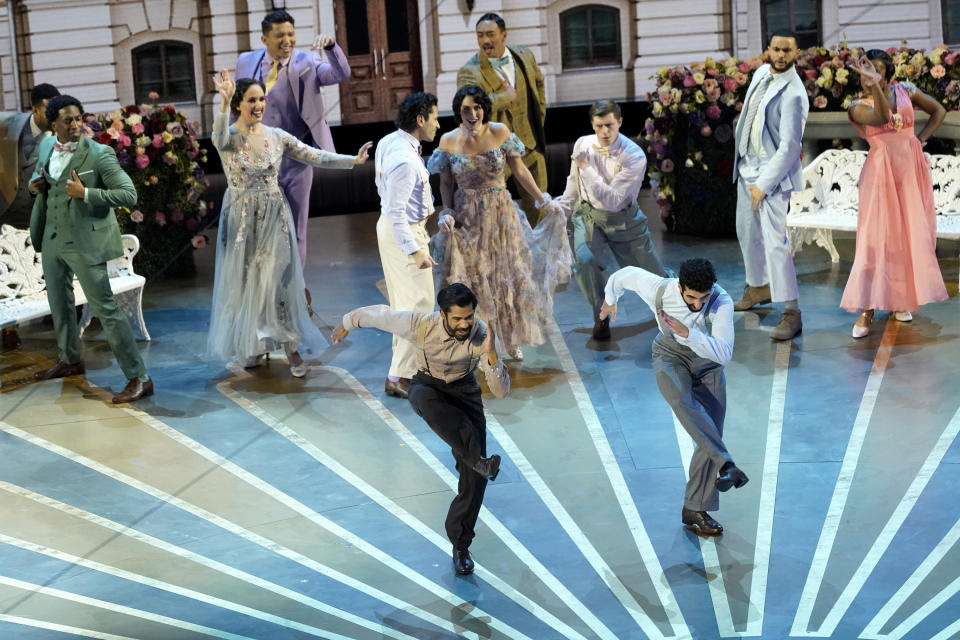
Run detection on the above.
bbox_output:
[265,59,280,93]
[739,73,773,157]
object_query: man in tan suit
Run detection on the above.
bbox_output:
[458,12,546,227]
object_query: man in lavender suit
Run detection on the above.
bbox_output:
[235,9,350,268]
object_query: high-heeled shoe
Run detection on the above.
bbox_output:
[852,310,874,338]
[894,311,913,322]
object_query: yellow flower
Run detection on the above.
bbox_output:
[161,131,174,143]
[693,72,705,84]
[658,66,669,77]
[835,68,849,85]
[652,101,664,116]
[704,57,716,69]
[930,47,946,64]
[694,90,705,104]
[842,95,853,109]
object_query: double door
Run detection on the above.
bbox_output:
[335,0,423,125]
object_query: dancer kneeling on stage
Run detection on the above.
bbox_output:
[600,258,747,535]
[332,282,508,574]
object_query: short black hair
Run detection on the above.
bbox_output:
[768,29,799,47]
[232,78,266,114]
[262,9,294,34]
[395,92,438,132]
[45,94,83,126]
[437,283,478,313]
[866,49,895,82]
[476,12,506,31]
[678,258,717,294]
[30,83,59,107]
[588,99,621,120]
[452,85,492,125]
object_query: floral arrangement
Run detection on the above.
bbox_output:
[643,43,960,236]
[82,92,212,278]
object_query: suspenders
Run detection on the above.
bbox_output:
[415,316,485,377]
[655,278,720,331]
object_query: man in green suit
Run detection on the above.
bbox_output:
[458,12,547,227]
[29,95,153,404]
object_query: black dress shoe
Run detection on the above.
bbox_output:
[384,377,411,399]
[2,327,21,351]
[472,454,501,481]
[35,360,85,380]
[592,317,611,340]
[716,462,749,492]
[453,548,475,575]
[682,507,723,535]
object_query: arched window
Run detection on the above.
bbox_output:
[132,41,196,103]
[560,5,621,70]
[944,0,960,45]
[761,0,821,49]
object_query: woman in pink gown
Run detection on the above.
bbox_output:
[842,50,948,338]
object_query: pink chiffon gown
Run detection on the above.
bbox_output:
[840,82,947,313]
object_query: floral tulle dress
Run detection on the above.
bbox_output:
[840,81,947,312]
[206,110,354,363]
[428,134,572,351]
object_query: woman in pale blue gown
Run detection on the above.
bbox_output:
[206,70,370,376]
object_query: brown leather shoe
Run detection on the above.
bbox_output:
[682,507,723,535]
[35,360,85,380]
[112,378,154,404]
[591,317,611,340]
[770,309,802,341]
[733,284,772,311]
[384,377,411,399]
[2,327,21,350]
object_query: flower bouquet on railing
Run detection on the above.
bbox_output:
[642,43,960,236]
[82,92,212,278]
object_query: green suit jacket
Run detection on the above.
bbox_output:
[29,135,137,264]
[457,45,546,155]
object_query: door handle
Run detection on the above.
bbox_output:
[372,49,379,77]
[381,47,387,79]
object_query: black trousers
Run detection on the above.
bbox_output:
[408,371,488,551]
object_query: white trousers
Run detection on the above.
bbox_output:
[735,161,799,302]
[376,215,435,378]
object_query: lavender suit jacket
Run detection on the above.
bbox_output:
[235,45,350,152]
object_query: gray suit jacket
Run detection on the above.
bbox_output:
[0,111,38,222]
[733,64,809,196]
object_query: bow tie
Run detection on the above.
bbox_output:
[53,142,77,153]
[592,144,611,157]
[489,53,511,69]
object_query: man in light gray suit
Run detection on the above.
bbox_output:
[732,30,808,340]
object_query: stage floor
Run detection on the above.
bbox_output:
[1,210,959,640]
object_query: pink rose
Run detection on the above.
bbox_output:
[135,154,150,169]
[660,158,674,173]
[805,69,818,80]
[945,52,959,66]
[738,62,751,73]
[131,122,145,134]
[735,72,748,84]
[707,87,722,102]
[118,134,131,148]
[813,95,828,108]
[700,125,712,136]
[658,90,672,105]
[706,68,719,76]
[191,234,208,248]
[703,78,718,92]
[723,77,739,92]
[152,134,163,148]
[706,104,722,120]
[932,64,946,78]
[148,91,160,100]
[130,210,144,223]
[155,212,166,226]
[683,75,697,87]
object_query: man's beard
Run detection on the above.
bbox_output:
[444,319,472,341]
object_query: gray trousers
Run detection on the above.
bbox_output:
[573,202,665,315]
[652,334,731,511]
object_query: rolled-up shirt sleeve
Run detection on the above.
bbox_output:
[382,162,422,255]
[342,305,422,342]
[475,321,511,398]
[674,298,734,365]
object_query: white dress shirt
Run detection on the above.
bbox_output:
[375,129,434,255]
[604,266,735,365]
[560,133,646,213]
[47,140,90,201]
[489,51,516,87]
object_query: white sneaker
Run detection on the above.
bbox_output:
[894,311,913,322]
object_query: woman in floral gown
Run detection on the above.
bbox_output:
[207,70,370,375]
[842,52,947,338]
[428,85,571,359]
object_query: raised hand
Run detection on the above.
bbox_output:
[311,34,335,51]
[850,55,881,90]
[213,69,235,109]
[353,141,373,164]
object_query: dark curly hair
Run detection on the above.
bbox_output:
[231,78,266,115]
[395,92,438,132]
[452,85,492,125]
[678,258,717,294]
[45,94,83,126]
[437,283,478,313]
[866,49,895,82]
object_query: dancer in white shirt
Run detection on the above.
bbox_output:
[601,259,747,535]
[557,100,666,340]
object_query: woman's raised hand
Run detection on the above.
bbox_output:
[850,55,881,91]
[213,69,235,105]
